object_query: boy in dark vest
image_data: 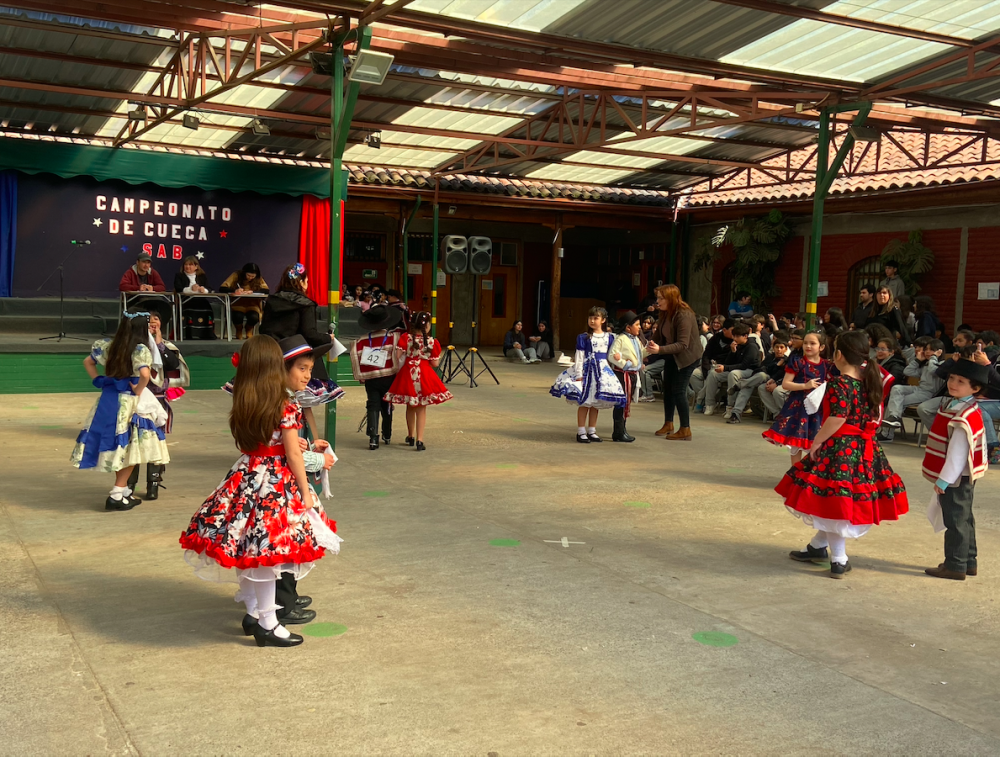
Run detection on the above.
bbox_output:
[923,360,991,581]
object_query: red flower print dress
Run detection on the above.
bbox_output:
[776,375,909,538]
[179,400,339,582]
[385,333,454,406]
[762,354,832,449]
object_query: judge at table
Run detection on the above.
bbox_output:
[219,262,268,339]
[174,256,216,339]
[119,251,171,327]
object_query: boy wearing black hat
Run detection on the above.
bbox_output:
[922,359,991,581]
[608,311,648,442]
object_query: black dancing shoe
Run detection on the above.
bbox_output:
[587,433,603,443]
[382,434,391,445]
[416,441,426,451]
[295,596,313,609]
[278,608,316,625]
[789,544,828,563]
[612,431,635,443]
[576,433,590,444]
[405,436,415,446]
[251,624,304,648]
[830,561,852,579]
[369,437,380,451]
[241,614,258,637]
[105,494,141,511]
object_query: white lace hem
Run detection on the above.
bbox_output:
[786,507,872,539]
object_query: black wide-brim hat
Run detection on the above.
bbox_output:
[358,304,403,333]
[278,334,332,361]
[946,358,991,388]
[617,310,640,330]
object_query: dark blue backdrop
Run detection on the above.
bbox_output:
[11,173,301,298]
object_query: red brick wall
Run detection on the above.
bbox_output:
[964,228,1000,331]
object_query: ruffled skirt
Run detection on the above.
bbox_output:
[550,362,627,408]
[70,387,170,473]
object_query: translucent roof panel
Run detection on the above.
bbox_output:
[720,0,1000,83]
[343,130,481,168]
[407,0,588,33]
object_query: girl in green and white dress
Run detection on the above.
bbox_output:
[70,311,171,511]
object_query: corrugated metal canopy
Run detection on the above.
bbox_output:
[2,0,1000,207]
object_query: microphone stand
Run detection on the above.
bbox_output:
[37,242,89,342]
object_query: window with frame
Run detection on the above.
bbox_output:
[846,256,882,314]
[345,233,384,262]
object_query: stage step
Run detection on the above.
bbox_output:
[0,314,113,335]
[0,297,119,317]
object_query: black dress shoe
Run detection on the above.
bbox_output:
[382,435,391,445]
[278,607,316,625]
[295,596,312,609]
[405,436,415,446]
[105,494,141,511]
[587,433,603,442]
[576,433,590,443]
[242,614,258,636]
[416,441,426,451]
[789,544,828,562]
[251,624,304,648]
[830,561,852,579]
[369,437,380,450]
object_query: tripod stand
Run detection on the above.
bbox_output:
[37,241,90,342]
[442,301,498,389]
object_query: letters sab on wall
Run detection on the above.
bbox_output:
[13,173,301,297]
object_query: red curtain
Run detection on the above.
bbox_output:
[298,195,344,307]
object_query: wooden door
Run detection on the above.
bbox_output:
[477,266,518,345]
[406,262,451,345]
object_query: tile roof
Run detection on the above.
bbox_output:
[345,164,674,206]
[680,132,1000,208]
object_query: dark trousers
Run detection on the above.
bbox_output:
[940,477,977,572]
[275,572,298,618]
[365,375,395,440]
[662,358,697,428]
[612,370,630,429]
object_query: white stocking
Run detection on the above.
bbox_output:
[826,532,848,565]
[236,575,258,618]
[809,531,829,550]
[252,579,289,638]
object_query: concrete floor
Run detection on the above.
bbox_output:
[3,359,1000,756]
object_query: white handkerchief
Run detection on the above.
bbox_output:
[804,382,827,415]
[926,491,946,533]
[331,338,349,359]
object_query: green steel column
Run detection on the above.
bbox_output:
[431,196,440,337]
[325,25,373,449]
[806,103,872,328]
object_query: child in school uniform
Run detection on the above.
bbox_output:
[608,311,648,443]
[879,336,944,442]
[922,359,991,581]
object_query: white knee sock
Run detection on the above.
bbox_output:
[252,579,289,638]
[236,575,258,618]
[826,533,848,565]
[809,531,829,550]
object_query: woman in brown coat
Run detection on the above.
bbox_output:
[645,284,705,441]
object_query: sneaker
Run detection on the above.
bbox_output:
[722,407,733,419]
[703,404,715,416]
[884,416,902,428]
[726,413,741,424]
[694,404,704,413]
[789,544,828,563]
[830,561,852,579]
[877,428,895,443]
[989,447,1000,465]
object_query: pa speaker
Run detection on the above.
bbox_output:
[441,235,468,274]
[468,236,492,275]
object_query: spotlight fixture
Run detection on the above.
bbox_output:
[447,205,457,215]
[347,49,395,85]
[315,128,331,140]
[128,105,147,122]
[251,118,270,136]
[182,113,200,130]
[848,125,882,143]
[365,130,382,149]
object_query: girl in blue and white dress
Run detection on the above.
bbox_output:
[70,311,170,511]
[550,306,627,443]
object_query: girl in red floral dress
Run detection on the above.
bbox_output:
[776,330,909,579]
[385,311,453,450]
[763,331,832,464]
[180,335,340,647]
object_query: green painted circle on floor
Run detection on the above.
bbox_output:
[726,468,745,473]
[39,425,62,429]
[496,463,518,469]
[489,538,520,547]
[624,501,651,508]
[300,622,347,638]
[363,490,389,497]
[692,631,739,648]
[22,406,39,410]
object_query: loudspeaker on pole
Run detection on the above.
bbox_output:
[468,236,492,275]
[441,235,468,274]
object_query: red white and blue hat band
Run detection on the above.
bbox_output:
[283,343,313,361]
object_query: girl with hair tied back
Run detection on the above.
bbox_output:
[775,330,909,580]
